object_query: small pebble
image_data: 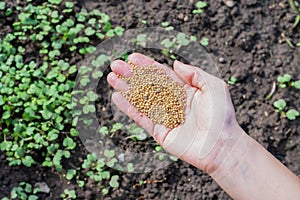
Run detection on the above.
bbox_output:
[225,0,235,8]
[219,57,226,63]
[184,16,189,22]
[178,13,184,19]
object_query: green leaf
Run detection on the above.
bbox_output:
[0,95,4,105]
[22,155,35,167]
[0,2,6,10]
[92,71,103,79]
[65,2,74,8]
[87,91,98,101]
[99,126,108,135]
[28,195,38,200]
[286,109,299,120]
[102,188,109,195]
[3,111,10,119]
[190,35,197,41]
[273,99,287,111]
[176,33,190,46]
[294,80,300,89]
[161,38,174,48]
[161,22,170,27]
[114,26,124,36]
[48,0,62,5]
[84,27,95,36]
[200,37,209,46]
[109,175,119,188]
[277,74,292,83]
[155,146,163,152]
[70,128,79,136]
[66,169,76,180]
[127,163,134,172]
[104,149,115,158]
[68,65,77,74]
[83,104,96,114]
[78,65,92,74]
[91,54,109,67]
[111,123,123,132]
[41,109,52,120]
[228,76,237,85]
[196,1,207,9]
[63,137,76,149]
[80,77,90,86]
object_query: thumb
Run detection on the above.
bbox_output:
[173,60,208,90]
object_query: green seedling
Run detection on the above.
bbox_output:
[273,99,287,111]
[293,80,300,89]
[161,21,174,31]
[0,2,6,10]
[127,163,134,172]
[2,182,40,200]
[277,74,292,88]
[289,0,300,28]
[66,169,77,180]
[200,37,209,46]
[193,1,207,14]
[228,76,237,85]
[109,175,120,188]
[60,189,76,200]
[286,109,300,120]
[126,123,147,141]
[0,0,122,172]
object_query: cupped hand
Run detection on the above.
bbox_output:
[107,53,238,172]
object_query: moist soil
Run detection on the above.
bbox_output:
[1,0,300,199]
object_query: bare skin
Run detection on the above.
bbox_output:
[107,53,300,199]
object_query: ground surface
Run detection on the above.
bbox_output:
[1,0,300,199]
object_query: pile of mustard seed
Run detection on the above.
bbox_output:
[118,61,186,129]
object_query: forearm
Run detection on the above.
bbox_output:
[209,125,300,199]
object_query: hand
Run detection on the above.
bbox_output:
[107,53,239,172]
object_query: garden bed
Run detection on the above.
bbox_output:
[0,0,300,199]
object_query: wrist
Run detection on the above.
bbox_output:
[200,121,248,175]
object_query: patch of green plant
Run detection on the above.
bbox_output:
[79,152,121,195]
[228,76,237,85]
[286,109,300,120]
[0,0,123,175]
[273,99,287,112]
[294,80,300,89]
[0,2,6,10]
[193,1,207,14]
[160,33,199,59]
[277,74,292,88]
[200,37,209,46]
[273,99,299,120]
[1,182,40,200]
[60,189,76,200]
[125,123,147,141]
[161,21,174,31]
[277,74,300,89]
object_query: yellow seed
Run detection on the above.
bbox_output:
[118,62,186,129]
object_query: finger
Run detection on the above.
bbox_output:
[173,60,208,90]
[128,53,184,84]
[110,60,133,77]
[111,92,154,134]
[107,72,129,91]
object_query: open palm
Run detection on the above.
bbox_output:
[107,53,237,171]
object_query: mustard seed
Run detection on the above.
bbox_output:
[118,62,186,129]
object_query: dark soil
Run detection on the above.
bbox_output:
[1,0,300,199]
